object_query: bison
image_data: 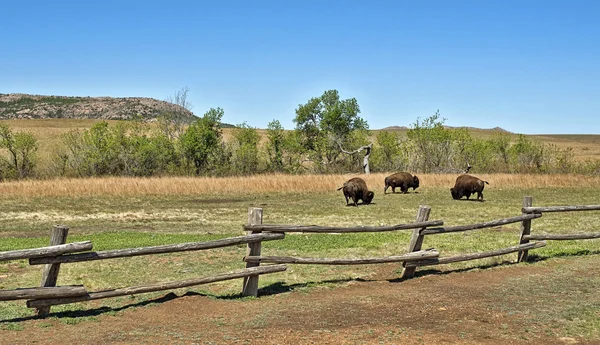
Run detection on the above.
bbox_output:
[384,172,420,194]
[450,174,489,201]
[337,177,375,207]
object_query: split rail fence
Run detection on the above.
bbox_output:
[1,195,599,318]
[0,222,287,317]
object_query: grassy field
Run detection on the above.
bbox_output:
[0,173,599,334]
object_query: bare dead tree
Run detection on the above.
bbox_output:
[440,157,472,174]
[160,86,195,140]
[166,86,194,112]
[337,141,373,174]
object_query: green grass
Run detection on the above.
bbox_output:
[0,186,599,327]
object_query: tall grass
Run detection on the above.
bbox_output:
[1,173,600,197]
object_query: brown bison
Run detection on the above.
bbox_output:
[337,177,375,207]
[450,174,489,201]
[384,172,420,194]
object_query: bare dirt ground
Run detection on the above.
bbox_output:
[2,255,600,345]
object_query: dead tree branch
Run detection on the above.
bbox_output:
[337,141,373,174]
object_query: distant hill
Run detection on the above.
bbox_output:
[0,93,198,122]
[380,125,512,133]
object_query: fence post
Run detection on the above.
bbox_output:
[517,196,533,263]
[242,207,263,297]
[36,225,69,316]
[400,205,431,279]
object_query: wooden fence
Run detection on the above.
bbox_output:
[0,224,287,316]
[240,205,548,284]
[1,195,599,318]
[241,207,444,296]
[517,196,600,262]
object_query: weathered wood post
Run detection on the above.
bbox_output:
[242,208,263,297]
[36,225,69,316]
[401,205,431,279]
[517,196,533,262]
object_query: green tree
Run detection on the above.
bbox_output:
[281,130,306,173]
[230,122,261,175]
[265,120,285,172]
[509,134,545,172]
[406,110,455,172]
[62,121,121,176]
[293,89,368,172]
[488,130,512,170]
[179,107,224,175]
[0,124,39,179]
[370,130,407,172]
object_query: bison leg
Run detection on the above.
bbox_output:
[402,183,409,194]
[352,196,359,207]
[384,185,389,194]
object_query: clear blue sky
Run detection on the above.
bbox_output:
[2,0,599,134]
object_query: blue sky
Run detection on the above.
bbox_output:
[1,0,599,134]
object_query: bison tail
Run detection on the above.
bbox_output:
[483,181,489,185]
[336,186,344,191]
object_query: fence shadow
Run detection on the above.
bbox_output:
[388,259,516,283]
[221,277,370,299]
[0,278,370,323]
[389,248,600,283]
[0,291,193,323]
[525,249,600,263]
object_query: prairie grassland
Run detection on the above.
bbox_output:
[0,173,599,324]
[2,173,600,198]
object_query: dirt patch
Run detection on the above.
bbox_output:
[2,256,600,345]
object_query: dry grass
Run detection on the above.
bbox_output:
[2,173,600,198]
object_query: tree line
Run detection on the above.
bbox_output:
[0,89,598,180]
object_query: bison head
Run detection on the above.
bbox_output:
[450,187,459,200]
[364,191,375,205]
[412,176,420,189]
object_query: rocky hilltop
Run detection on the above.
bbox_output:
[0,93,197,121]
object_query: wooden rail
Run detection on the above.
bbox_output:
[244,220,443,233]
[244,249,439,265]
[422,214,541,235]
[0,286,88,301]
[27,265,287,309]
[522,205,600,214]
[29,233,284,265]
[0,241,92,262]
[522,233,600,241]
[405,242,547,267]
